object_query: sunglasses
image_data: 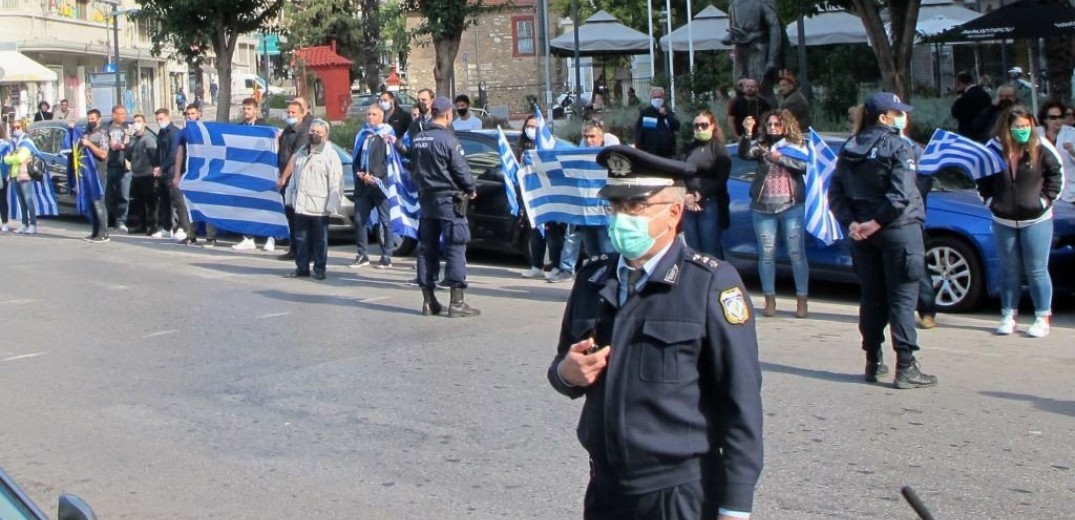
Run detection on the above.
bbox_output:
[1045,115,1064,120]
[692,122,711,130]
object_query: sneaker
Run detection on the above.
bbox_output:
[375,258,392,269]
[546,270,575,284]
[996,315,1017,336]
[919,315,936,329]
[118,224,129,234]
[150,229,165,239]
[202,239,217,248]
[521,267,544,278]
[348,255,371,268]
[262,237,276,252]
[86,234,110,244]
[232,237,257,251]
[173,228,188,243]
[1027,316,1051,338]
[13,227,25,234]
[25,225,36,235]
[544,267,562,280]
[893,361,939,389]
[0,224,9,233]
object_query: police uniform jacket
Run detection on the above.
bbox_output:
[828,125,925,230]
[411,123,475,199]
[547,238,764,513]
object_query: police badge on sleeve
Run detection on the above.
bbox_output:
[719,287,750,325]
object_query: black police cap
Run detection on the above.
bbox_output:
[595,145,696,200]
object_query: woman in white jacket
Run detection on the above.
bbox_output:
[1036,101,1074,203]
[285,119,343,280]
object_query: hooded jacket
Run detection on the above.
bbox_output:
[976,140,1063,225]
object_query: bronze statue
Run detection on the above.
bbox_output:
[723,0,789,105]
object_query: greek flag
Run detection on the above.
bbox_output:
[496,127,521,216]
[918,129,1005,179]
[179,122,288,239]
[805,130,844,246]
[519,148,608,228]
[353,126,420,239]
[533,105,557,151]
[5,136,59,220]
[62,125,104,218]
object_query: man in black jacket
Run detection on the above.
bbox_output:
[153,108,181,240]
[379,91,412,140]
[950,71,992,138]
[276,99,313,260]
[633,86,680,158]
[125,114,159,235]
[350,104,396,269]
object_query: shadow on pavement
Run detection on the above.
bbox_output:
[979,391,1075,418]
[760,361,865,385]
[254,288,417,315]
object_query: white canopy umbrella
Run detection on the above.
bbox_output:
[550,10,652,56]
[659,5,732,51]
[916,14,967,39]
[786,10,868,47]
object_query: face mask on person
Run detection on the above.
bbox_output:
[12,129,23,138]
[694,129,713,141]
[650,98,665,109]
[457,108,468,117]
[379,101,392,112]
[133,122,144,133]
[418,102,430,115]
[892,114,908,131]
[86,121,97,131]
[309,134,324,146]
[285,116,298,126]
[525,127,537,141]
[1011,127,1032,144]
[607,206,672,260]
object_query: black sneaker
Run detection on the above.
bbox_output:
[894,361,938,389]
[87,234,110,244]
[864,360,890,383]
[202,239,218,248]
[375,258,392,269]
[348,255,371,268]
[277,251,295,261]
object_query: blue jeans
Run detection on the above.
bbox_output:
[105,168,131,227]
[682,199,723,259]
[994,219,1053,317]
[293,214,329,276]
[559,225,580,273]
[752,204,809,296]
[15,181,36,226]
[354,186,393,262]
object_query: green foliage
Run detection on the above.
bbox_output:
[329,119,364,150]
[406,0,492,40]
[267,95,289,110]
[134,0,285,68]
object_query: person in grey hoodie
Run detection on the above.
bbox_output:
[126,114,159,235]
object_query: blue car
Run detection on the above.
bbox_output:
[722,138,1075,312]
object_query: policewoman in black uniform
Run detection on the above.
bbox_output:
[828,92,938,389]
[548,145,764,520]
[410,96,479,318]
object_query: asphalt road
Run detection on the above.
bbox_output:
[2,220,1073,520]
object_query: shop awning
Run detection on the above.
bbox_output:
[0,51,58,83]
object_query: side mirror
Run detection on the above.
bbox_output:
[58,494,97,520]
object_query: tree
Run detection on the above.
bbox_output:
[135,0,286,121]
[406,0,501,95]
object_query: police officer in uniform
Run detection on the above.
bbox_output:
[828,92,939,389]
[548,145,763,520]
[411,96,479,318]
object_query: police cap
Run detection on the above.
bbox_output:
[595,145,696,200]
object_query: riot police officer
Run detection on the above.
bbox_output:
[828,92,938,389]
[548,145,763,520]
[410,96,479,317]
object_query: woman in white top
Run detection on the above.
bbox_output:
[1036,101,1074,203]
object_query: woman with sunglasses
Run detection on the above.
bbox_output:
[1036,101,1075,203]
[981,106,1063,338]
[3,122,38,234]
[681,110,731,260]
[740,109,810,318]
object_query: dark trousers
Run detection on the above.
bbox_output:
[417,212,469,289]
[156,177,173,232]
[169,184,193,234]
[105,168,131,227]
[850,224,925,368]
[530,223,566,269]
[584,478,710,520]
[129,175,160,232]
[354,185,393,261]
[281,186,295,251]
[0,182,8,225]
[917,226,937,317]
[293,214,328,275]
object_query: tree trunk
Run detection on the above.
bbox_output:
[851,0,921,102]
[362,0,381,93]
[211,27,240,122]
[433,32,462,97]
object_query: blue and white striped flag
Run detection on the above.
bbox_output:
[496,127,521,216]
[5,136,59,220]
[918,129,1005,179]
[805,130,844,246]
[533,104,557,151]
[63,125,104,219]
[179,122,288,239]
[377,144,421,239]
[519,148,608,228]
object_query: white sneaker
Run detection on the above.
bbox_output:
[118,224,129,234]
[996,315,1017,336]
[1027,316,1051,338]
[25,225,36,235]
[232,237,257,251]
[262,237,276,252]
[521,267,543,278]
[0,224,9,233]
[150,229,165,239]
[544,267,562,280]
[13,227,25,234]
[173,228,188,243]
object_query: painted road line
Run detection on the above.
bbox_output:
[2,352,47,363]
[143,330,179,339]
[257,312,291,319]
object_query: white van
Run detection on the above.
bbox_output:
[230,73,285,103]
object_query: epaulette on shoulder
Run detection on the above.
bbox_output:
[687,253,720,269]
[581,254,611,268]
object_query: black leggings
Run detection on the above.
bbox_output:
[0,183,8,224]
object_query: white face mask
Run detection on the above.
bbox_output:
[133,122,144,132]
[378,101,392,112]
[650,98,665,109]
[524,127,537,140]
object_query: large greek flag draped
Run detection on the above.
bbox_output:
[63,125,104,219]
[179,122,288,239]
[353,126,420,239]
[5,136,59,220]
[533,105,558,151]
[519,148,608,228]
[496,127,521,216]
[918,129,1005,179]
[804,130,844,246]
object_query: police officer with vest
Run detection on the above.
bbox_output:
[411,96,479,318]
[828,92,938,389]
[548,145,763,520]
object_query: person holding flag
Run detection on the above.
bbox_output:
[349,104,397,269]
[4,121,57,235]
[66,121,107,242]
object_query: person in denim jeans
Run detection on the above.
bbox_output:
[739,109,809,318]
[681,110,731,259]
[5,123,38,234]
[978,106,1063,338]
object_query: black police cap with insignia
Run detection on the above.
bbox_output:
[596,145,697,200]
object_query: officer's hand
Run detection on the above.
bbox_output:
[558,339,611,387]
[858,219,880,239]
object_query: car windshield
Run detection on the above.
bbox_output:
[929,167,977,192]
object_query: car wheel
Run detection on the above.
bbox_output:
[926,235,985,313]
[392,236,417,257]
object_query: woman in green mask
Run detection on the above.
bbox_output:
[977,106,1063,338]
[681,110,731,259]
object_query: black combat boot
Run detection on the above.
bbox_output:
[894,361,939,389]
[448,287,481,318]
[865,351,890,383]
[421,287,443,316]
